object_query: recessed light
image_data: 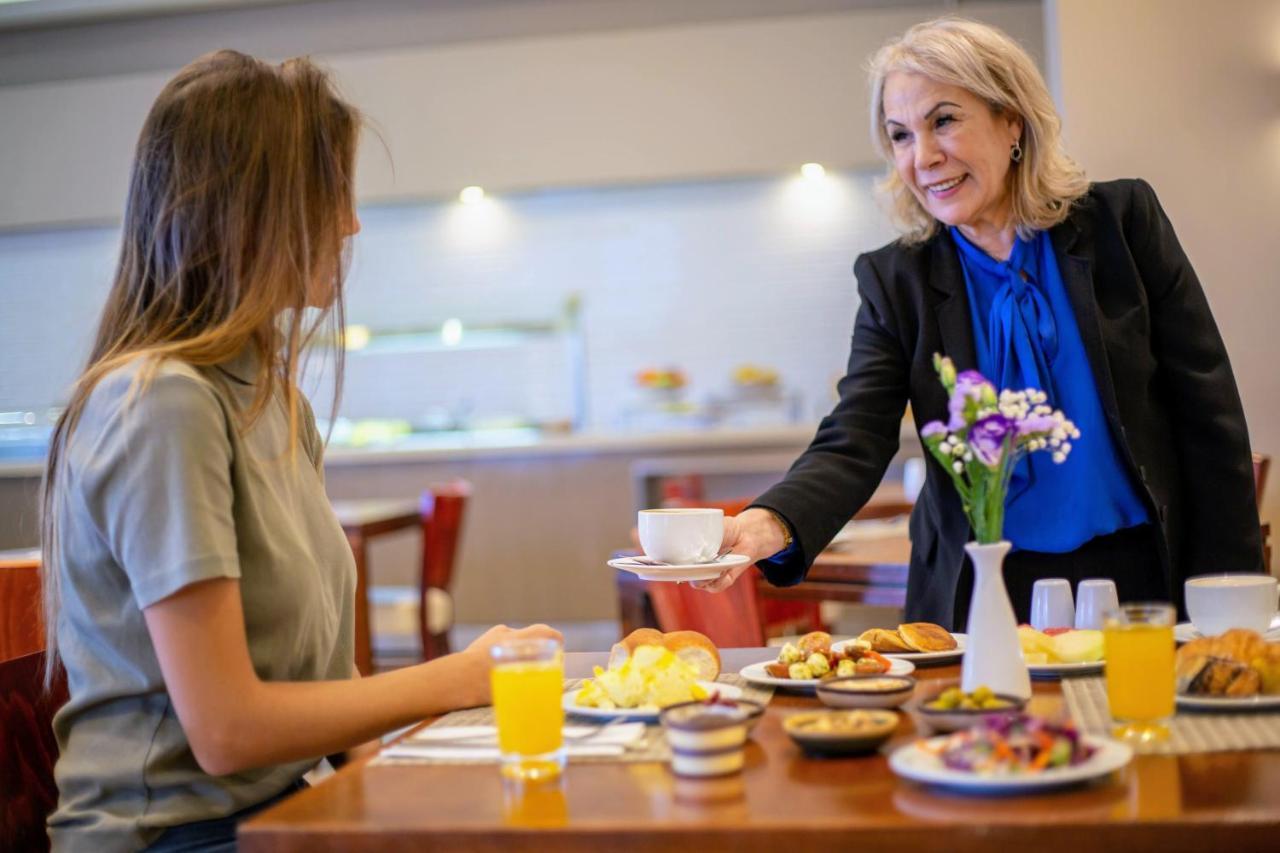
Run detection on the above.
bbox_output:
[800,162,826,179]
[459,186,485,204]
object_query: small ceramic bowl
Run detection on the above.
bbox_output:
[782,709,899,757]
[913,691,1027,733]
[816,675,916,710]
[660,701,750,777]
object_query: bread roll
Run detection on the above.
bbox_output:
[608,628,664,670]
[606,627,721,679]
[798,631,832,656]
[898,622,957,652]
[664,630,721,680]
[858,628,912,653]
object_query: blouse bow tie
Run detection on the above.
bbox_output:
[988,267,1059,403]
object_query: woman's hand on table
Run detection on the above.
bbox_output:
[694,508,789,592]
[456,623,564,705]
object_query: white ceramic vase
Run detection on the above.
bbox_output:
[959,540,1031,700]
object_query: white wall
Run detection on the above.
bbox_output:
[1048,0,1280,565]
[0,2,1044,229]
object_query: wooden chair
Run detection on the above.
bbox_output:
[418,481,471,661]
[1,651,67,852]
[1,551,44,663]
[1254,453,1271,569]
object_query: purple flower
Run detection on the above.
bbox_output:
[948,370,998,429]
[967,413,1016,467]
[921,420,948,440]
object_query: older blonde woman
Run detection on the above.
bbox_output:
[711,18,1262,626]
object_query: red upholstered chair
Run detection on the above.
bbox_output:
[418,481,471,661]
[0,651,67,852]
[657,497,826,639]
[646,569,766,648]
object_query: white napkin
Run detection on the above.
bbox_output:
[379,723,646,762]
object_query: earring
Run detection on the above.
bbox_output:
[1010,141,1023,163]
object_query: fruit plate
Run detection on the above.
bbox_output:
[1026,660,1105,679]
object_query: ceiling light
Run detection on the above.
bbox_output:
[800,162,826,179]
[459,186,486,204]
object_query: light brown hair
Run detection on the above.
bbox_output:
[868,17,1089,244]
[41,50,360,678]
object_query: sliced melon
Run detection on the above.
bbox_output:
[1050,629,1105,663]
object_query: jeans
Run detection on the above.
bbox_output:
[145,779,308,852]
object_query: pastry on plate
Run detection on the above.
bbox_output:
[898,622,958,653]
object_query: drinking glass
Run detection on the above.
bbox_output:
[1103,603,1175,744]
[490,636,565,781]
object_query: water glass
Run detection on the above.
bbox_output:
[490,637,565,781]
[1075,578,1120,630]
[1103,603,1175,744]
[1030,578,1075,631]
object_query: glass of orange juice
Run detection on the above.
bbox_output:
[1103,603,1175,744]
[490,637,565,781]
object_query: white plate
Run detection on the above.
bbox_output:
[739,657,915,691]
[1026,660,1105,679]
[889,734,1132,793]
[834,633,967,665]
[562,681,741,720]
[1176,692,1280,711]
[607,553,751,583]
[1174,618,1280,645]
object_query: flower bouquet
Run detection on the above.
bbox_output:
[920,354,1080,544]
[918,354,1080,700]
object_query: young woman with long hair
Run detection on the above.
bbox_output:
[41,50,559,852]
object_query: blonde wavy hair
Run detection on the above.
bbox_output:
[41,50,360,680]
[868,17,1089,244]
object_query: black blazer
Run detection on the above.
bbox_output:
[753,179,1263,628]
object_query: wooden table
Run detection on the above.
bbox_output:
[331,500,421,675]
[0,548,43,661]
[241,648,1280,851]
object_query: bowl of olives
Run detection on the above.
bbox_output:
[913,684,1027,733]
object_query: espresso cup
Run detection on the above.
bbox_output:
[638,508,724,565]
[1185,574,1278,636]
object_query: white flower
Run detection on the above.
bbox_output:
[963,451,973,461]
[1061,442,1072,454]
[1052,452,1066,464]
[953,461,964,473]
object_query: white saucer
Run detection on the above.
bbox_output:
[563,681,742,720]
[1174,618,1280,645]
[607,553,751,583]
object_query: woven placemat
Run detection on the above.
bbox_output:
[373,673,772,766]
[1062,676,1280,754]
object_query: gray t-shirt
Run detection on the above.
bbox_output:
[47,353,355,852]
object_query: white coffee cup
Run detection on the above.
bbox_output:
[1074,578,1120,630]
[1030,578,1075,631]
[638,508,724,565]
[1185,574,1279,636]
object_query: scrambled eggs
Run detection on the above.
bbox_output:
[575,645,709,710]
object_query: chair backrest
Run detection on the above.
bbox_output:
[0,651,68,852]
[646,571,766,648]
[419,481,471,592]
[1,557,44,663]
[1253,453,1270,511]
